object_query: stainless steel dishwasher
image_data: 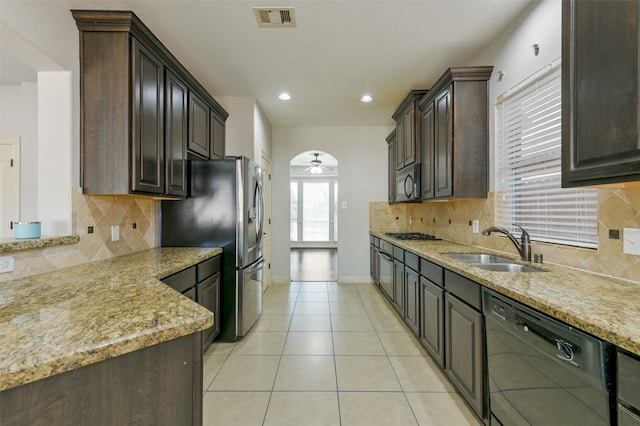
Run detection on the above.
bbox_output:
[483,288,614,426]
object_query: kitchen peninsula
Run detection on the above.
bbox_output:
[0,247,220,426]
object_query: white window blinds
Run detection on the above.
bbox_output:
[495,62,598,248]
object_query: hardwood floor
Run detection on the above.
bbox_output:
[290,248,337,282]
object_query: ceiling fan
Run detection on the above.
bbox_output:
[304,153,333,174]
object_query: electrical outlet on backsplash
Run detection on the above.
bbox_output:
[370,188,640,283]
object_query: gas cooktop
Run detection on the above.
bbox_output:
[384,232,441,241]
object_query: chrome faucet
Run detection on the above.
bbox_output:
[482,225,531,262]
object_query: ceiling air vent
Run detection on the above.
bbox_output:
[253,8,296,27]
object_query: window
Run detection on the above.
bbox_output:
[290,178,338,244]
[495,61,598,248]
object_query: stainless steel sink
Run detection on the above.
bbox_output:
[471,263,543,273]
[443,253,514,264]
[443,252,544,273]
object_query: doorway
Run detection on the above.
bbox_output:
[1,137,21,238]
[289,151,338,281]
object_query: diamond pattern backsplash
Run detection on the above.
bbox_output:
[1,187,157,282]
[371,187,640,283]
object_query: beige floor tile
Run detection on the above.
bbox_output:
[297,282,328,292]
[330,301,368,315]
[252,314,292,332]
[205,341,237,356]
[405,392,482,426]
[262,301,295,314]
[203,391,270,426]
[264,392,340,426]
[210,355,280,391]
[327,282,359,293]
[335,356,402,391]
[357,288,387,302]
[328,291,361,302]
[331,314,375,332]
[378,331,427,355]
[269,283,301,293]
[203,355,227,392]
[333,331,386,355]
[389,356,455,392]
[263,291,298,303]
[273,355,337,391]
[297,292,329,302]
[293,302,331,315]
[230,331,287,355]
[283,331,334,355]
[289,314,332,331]
[369,313,409,332]
[339,392,418,426]
[363,301,396,316]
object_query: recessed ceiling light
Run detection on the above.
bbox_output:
[360,94,374,103]
[278,92,292,101]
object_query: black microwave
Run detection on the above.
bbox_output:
[395,163,421,202]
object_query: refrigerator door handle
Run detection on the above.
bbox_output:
[245,258,265,274]
[255,178,265,247]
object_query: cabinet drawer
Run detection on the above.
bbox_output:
[380,240,393,255]
[420,258,443,287]
[405,252,419,271]
[393,246,404,261]
[197,255,221,282]
[444,270,481,310]
[619,352,640,410]
[619,405,640,426]
[162,266,196,293]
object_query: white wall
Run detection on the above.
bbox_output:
[468,0,562,190]
[254,102,272,162]
[271,126,391,282]
[218,97,256,160]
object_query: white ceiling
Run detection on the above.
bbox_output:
[1,0,534,127]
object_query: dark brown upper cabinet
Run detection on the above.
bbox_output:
[386,129,397,203]
[561,0,640,187]
[73,10,228,198]
[393,91,428,171]
[210,111,226,160]
[418,67,493,200]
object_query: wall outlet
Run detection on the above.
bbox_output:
[111,225,120,241]
[472,220,480,234]
[0,256,15,273]
[623,228,640,255]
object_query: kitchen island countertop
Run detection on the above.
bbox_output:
[0,247,221,392]
[371,231,640,357]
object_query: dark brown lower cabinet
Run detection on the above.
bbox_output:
[0,333,203,426]
[393,258,405,316]
[404,266,420,335]
[445,293,485,419]
[420,276,444,367]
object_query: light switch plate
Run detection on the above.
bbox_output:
[472,220,480,234]
[111,225,120,242]
[0,256,15,273]
[623,228,640,255]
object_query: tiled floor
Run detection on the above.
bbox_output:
[202,281,482,426]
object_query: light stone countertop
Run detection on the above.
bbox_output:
[0,247,221,392]
[371,231,640,357]
[0,235,80,254]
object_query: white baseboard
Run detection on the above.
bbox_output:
[271,275,291,285]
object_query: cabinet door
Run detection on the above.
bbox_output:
[396,113,406,170]
[188,92,210,158]
[404,266,420,335]
[445,293,485,418]
[387,132,397,202]
[562,0,640,187]
[393,259,405,316]
[131,39,165,194]
[434,87,452,198]
[165,70,188,197]
[420,101,435,199]
[403,106,416,166]
[198,272,220,347]
[210,111,226,159]
[420,277,444,367]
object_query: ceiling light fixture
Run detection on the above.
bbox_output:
[278,92,292,101]
[360,94,374,103]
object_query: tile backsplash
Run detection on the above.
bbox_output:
[0,187,157,282]
[370,187,640,283]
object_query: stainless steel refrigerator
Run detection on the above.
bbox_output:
[161,156,265,341]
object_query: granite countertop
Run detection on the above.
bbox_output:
[0,235,80,254]
[0,247,221,392]
[371,231,640,357]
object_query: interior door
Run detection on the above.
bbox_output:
[260,153,272,291]
[0,137,20,238]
